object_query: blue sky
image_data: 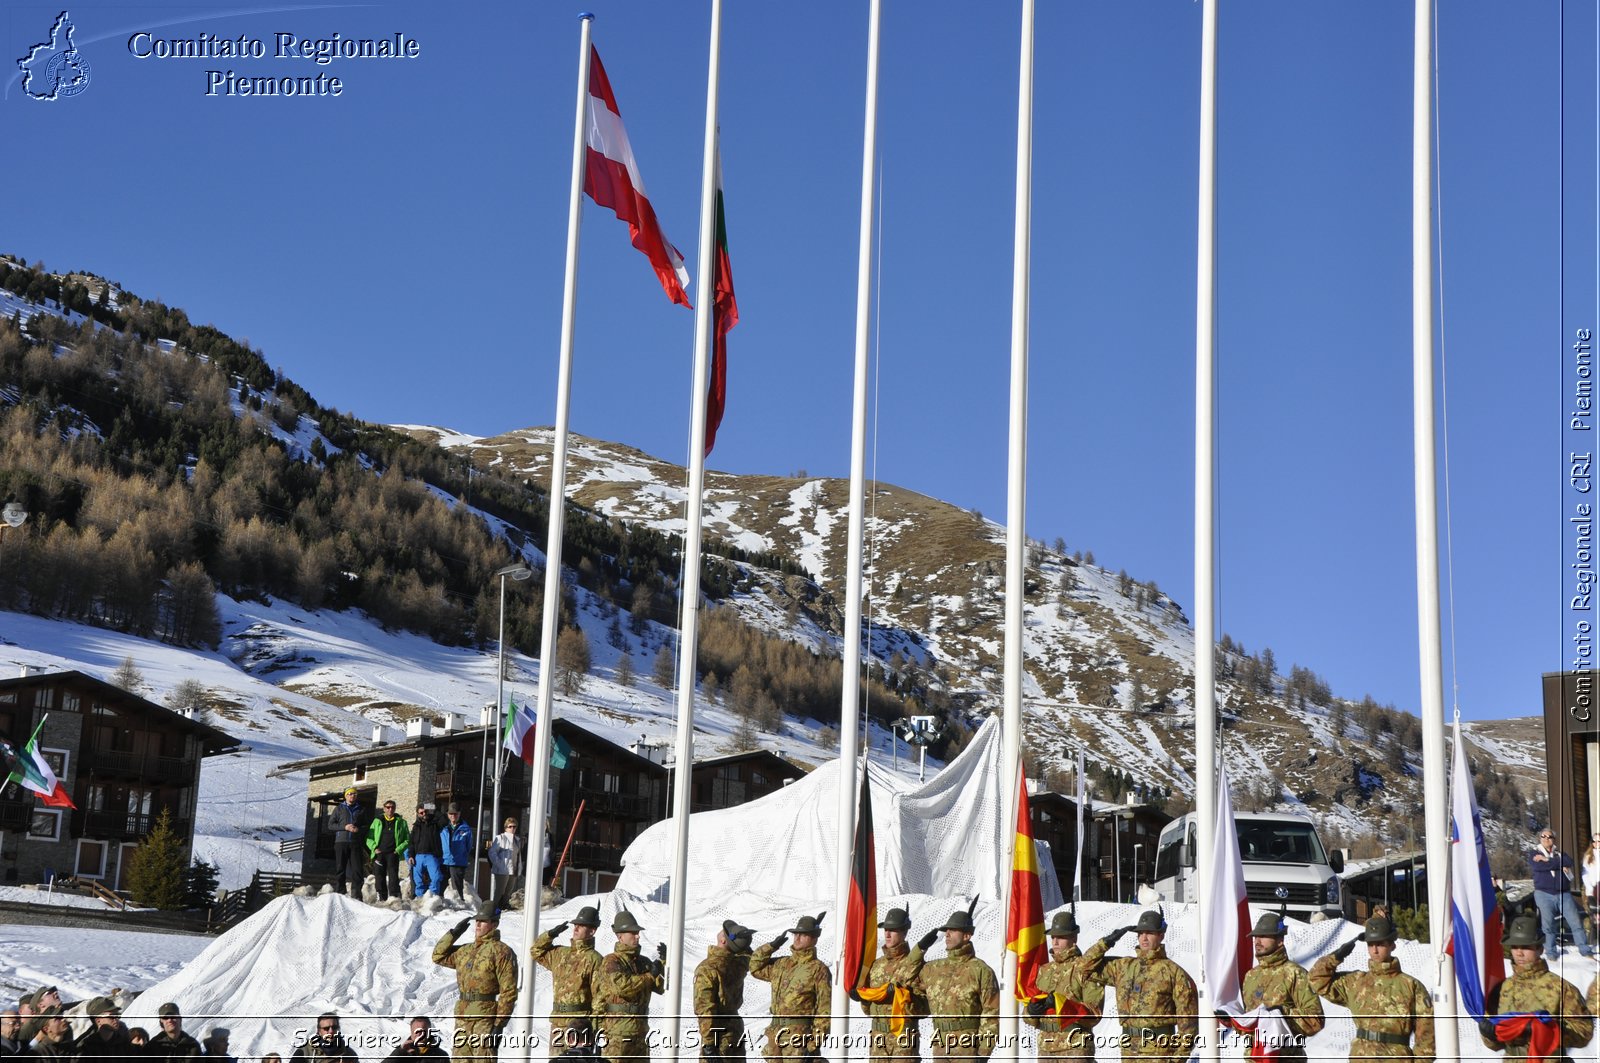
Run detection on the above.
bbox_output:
[3,1,1592,723]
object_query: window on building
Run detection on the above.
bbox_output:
[354,762,369,783]
[61,692,81,713]
[28,809,62,841]
[34,688,54,709]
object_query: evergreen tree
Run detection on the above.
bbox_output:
[126,808,187,910]
[182,858,221,909]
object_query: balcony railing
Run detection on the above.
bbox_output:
[82,748,197,785]
[574,787,654,819]
[74,810,192,842]
[564,840,625,872]
[0,802,30,832]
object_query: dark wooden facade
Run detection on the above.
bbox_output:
[0,670,239,889]
[1540,671,1600,853]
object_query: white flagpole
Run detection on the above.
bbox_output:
[1412,0,1458,1056]
[666,1,724,1057]
[831,0,881,1053]
[1072,748,1086,902]
[1193,3,1220,1063]
[513,13,594,1061]
[999,0,1035,1040]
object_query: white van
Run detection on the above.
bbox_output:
[1152,810,1347,921]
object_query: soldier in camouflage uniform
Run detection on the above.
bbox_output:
[695,920,755,1061]
[855,907,932,1063]
[750,914,832,1061]
[1480,914,1594,1058]
[1237,911,1324,1062]
[531,905,605,1057]
[594,910,665,1063]
[433,904,520,1063]
[1081,909,1196,1063]
[1588,974,1598,1021]
[918,910,999,1062]
[1309,913,1434,1062]
[1023,910,1105,1060]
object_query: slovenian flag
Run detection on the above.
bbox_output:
[1205,758,1252,1013]
[1,716,75,809]
[585,45,692,306]
[1446,720,1503,1020]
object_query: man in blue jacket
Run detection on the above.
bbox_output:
[330,787,369,899]
[1529,826,1596,959]
[441,802,475,899]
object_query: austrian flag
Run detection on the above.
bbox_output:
[584,46,691,306]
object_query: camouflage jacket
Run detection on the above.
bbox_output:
[919,942,999,1044]
[695,944,751,1034]
[593,943,665,1020]
[1025,944,1105,1034]
[1241,946,1326,1044]
[1309,954,1434,1060]
[1082,938,1198,1053]
[750,942,832,1039]
[1588,975,1598,1019]
[1483,959,1595,1056]
[530,932,604,1017]
[859,941,929,1025]
[433,927,519,1024]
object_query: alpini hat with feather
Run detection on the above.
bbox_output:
[1251,911,1287,938]
[612,909,644,934]
[1503,913,1542,949]
[879,907,912,932]
[939,910,976,934]
[789,914,825,937]
[1047,910,1081,937]
[572,906,602,927]
[1358,913,1398,943]
[1135,909,1167,934]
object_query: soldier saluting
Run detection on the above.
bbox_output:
[695,919,756,1061]
[1023,910,1105,1060]
[751,914,832,1061]
[1480,913,1594,1058]
[433,904,519,1062]
[594,910,665,1063]
[918,909,999,1062]
[1309,912,1434,1062]
[1081,909,1195,1063]
[531,906,605,1057]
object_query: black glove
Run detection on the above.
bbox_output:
[1100,926,1131,948]
[549,921,570,938]
[1332,939,1357,963]
[657,942,667,965]
[1214,1010,1231,1024]
[1026,996,1050,1017]
[451,917,472,939]
[1478,1019,1499,1042]
[847,988,861,1003]
[916,928,939,952]
[768,932,789,951]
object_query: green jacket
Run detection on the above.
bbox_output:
[367,812,411,858]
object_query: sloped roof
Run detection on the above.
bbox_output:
[0,669,241,754]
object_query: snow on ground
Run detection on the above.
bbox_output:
[0,884,133,910]
[0,922,210,1014]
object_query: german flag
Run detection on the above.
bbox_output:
[842,768,877,991]
[1006,759,1045,999]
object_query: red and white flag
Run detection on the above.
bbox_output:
[1205,759,1252,1012]
[585,46,692,306]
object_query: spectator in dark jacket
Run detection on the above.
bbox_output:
[412,804,445,897]
[75,997,134,1059]
[22,1008,72,1060]
[366,800,411,902]
[330,788,369,899]
[440,804,474,898]
[147,1002,203,1062]
[1529,827,1596,959]
[290,1014,359,1063]
[381,1018,448,1063]
[1,1007,28,1056]
[202,1026,236,1063]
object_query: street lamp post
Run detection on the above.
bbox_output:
[489,562,534,872]
[0,502,27,593]
[1132,842,1143,897]
[1383,849,1391,910]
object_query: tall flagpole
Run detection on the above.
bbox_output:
[513,14,594,1061]
[1412,0,1458,1056]
[831,0,881,1054]
[998,0,1035,1041]
[1192,3,1220,1063]
[666,1,725,1057]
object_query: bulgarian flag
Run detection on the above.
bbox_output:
[1007,759,1047,999]
[1,716,74,809]
[703,150,738,456]
[841,767,876,992]
[585,45,692,306]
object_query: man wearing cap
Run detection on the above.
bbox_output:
[531,906,605,1056]
[594,910,665,1063]
[695,920,755,1061]
[148,1002,204,1062]
[918,910,999,1062]
[331,787,369,899]
[291,1013,359,1063]
[413,804,446,897]
[1081,909,1196,1063]
[22,1008,73,1060]
[854,907,931,1063]
[75,996,134,1059]
[1023,911,1105,1060]
[1236,912,1323,1062]
[1528,828,1595,960]
[750,914,831,1061]
[434,904,519,1062]
[1309,913,1433,1062]
[1480,913,1594,1057]
[368,799,412,903]
[441,804,475,900]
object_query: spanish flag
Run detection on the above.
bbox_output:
[1006,759,1045,999]
[842,768,877,992]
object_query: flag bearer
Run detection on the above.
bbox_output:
[1309,912,1433,1062]
[854,907,932,1062]
[1479,914,1594,1058]
[1081,909,1196,1063]
[1023,910,1105,1060]
[1238,910,1324,1062]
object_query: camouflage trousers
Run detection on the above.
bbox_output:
[549,1018,595,1060]
[762,1024,823,1061]
[598,1022,650,1063]
[701,1019,746,1062]
[1344,1043,1423,1062]
[929,1030,993,1063]
[453,1017,503,1063]
[1107,1028,1188,1063]
[1036,1024,1096,1059]
[868,1025,921,1062]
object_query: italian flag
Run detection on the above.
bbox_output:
[503,700,537,767]
[2,716,75,809]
